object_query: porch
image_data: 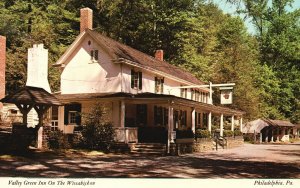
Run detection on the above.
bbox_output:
[55,92,244,153]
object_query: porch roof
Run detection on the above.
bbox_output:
[55,92,245,116]
[0,86,62,106]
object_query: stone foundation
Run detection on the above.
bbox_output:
[11,123,36,150]
[193,138,214,152]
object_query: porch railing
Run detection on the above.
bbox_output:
[114,127,138,143]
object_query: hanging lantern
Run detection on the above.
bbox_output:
[220,87,233,104]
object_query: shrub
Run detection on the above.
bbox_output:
[176,129,194,139]
[81,103,115,151]
[48,130,71,149]
[223,130,234,137]
[234,130,243,136]
[195,129,211,138]
[81,123,115,150]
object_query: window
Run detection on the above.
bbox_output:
[131,70,142,90]
[155,77,164,93]
[51,106,59,131]
[154,106,168,127]
[64,103,81,125]
[9,109,18,114]
[195,90,200,102]
[180,110,187,128]
[180,87,187,98]
[191,89,195,100]
[90,49,99,61]
[136,104,147,126]
[68,111,77,125]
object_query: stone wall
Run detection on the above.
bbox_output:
[226,136,244,148]
[11,123,36,150]
[193,138,214,152]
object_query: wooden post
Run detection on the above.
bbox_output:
[191,108,195,134]
[120,101,125,128]
[231,115,234,131]
[240,117,243,132]
[16,104,33,126]
[208,111,212,133]
[220,113,224,137]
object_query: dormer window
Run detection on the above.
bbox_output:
[155,77,164,93]
[90,49,99,61]
[131,70,142,90]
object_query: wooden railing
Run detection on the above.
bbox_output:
[114,127,138,143]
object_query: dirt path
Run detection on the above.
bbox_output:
[0,142,299,178]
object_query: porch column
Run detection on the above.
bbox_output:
[220,113,224,137]
[240,116,243,132]
[265,128,269,142]
[271,129,274,142]
[58,106,65,131]
[260,132,262,143]
[231,115,234,131]
[200,112,203,128]
[208,111,212,133]
[120,101,125,128]
[191,108,195,133]
[167,105,174,154]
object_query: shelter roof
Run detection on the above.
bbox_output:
[0,86,62,106]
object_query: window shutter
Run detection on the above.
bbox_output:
[90,50,94,60]
[64,106,69,125]
[131,70,134,88]
[138,72,142,90]
[94,50,99,60]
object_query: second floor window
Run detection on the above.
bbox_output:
[131,70,142,90]
[90,49,99,61]
[180,87,187,98]
[155,77,164,93]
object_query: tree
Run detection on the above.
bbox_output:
[81,103,115,151]
[0,0,78,94]
[228,0,300,122]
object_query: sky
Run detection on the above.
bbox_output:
[212,0,300,34]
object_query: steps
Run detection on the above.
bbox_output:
[131,143,166,156]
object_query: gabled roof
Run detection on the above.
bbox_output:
[0,86,62,106]
[55,29,205,86]
[243,119,295,134]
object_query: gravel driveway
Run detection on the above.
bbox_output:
[0,142,299,178]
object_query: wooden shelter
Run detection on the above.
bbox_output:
[0,86,62,126]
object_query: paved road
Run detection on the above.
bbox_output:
[0,142,299,178]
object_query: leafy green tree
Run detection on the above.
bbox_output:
[0,0,78,94]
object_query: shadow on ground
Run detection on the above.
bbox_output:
[0,148,299,178]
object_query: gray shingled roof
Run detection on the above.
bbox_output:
[87,29,204,85]
[0,86,62,106]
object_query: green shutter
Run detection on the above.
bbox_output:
[131,70,134,88]
[138,72,142,90]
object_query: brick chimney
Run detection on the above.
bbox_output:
[0,36,6,109]
[155,50,164,61]
[26,44,51,93]
[80,8,93,33]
